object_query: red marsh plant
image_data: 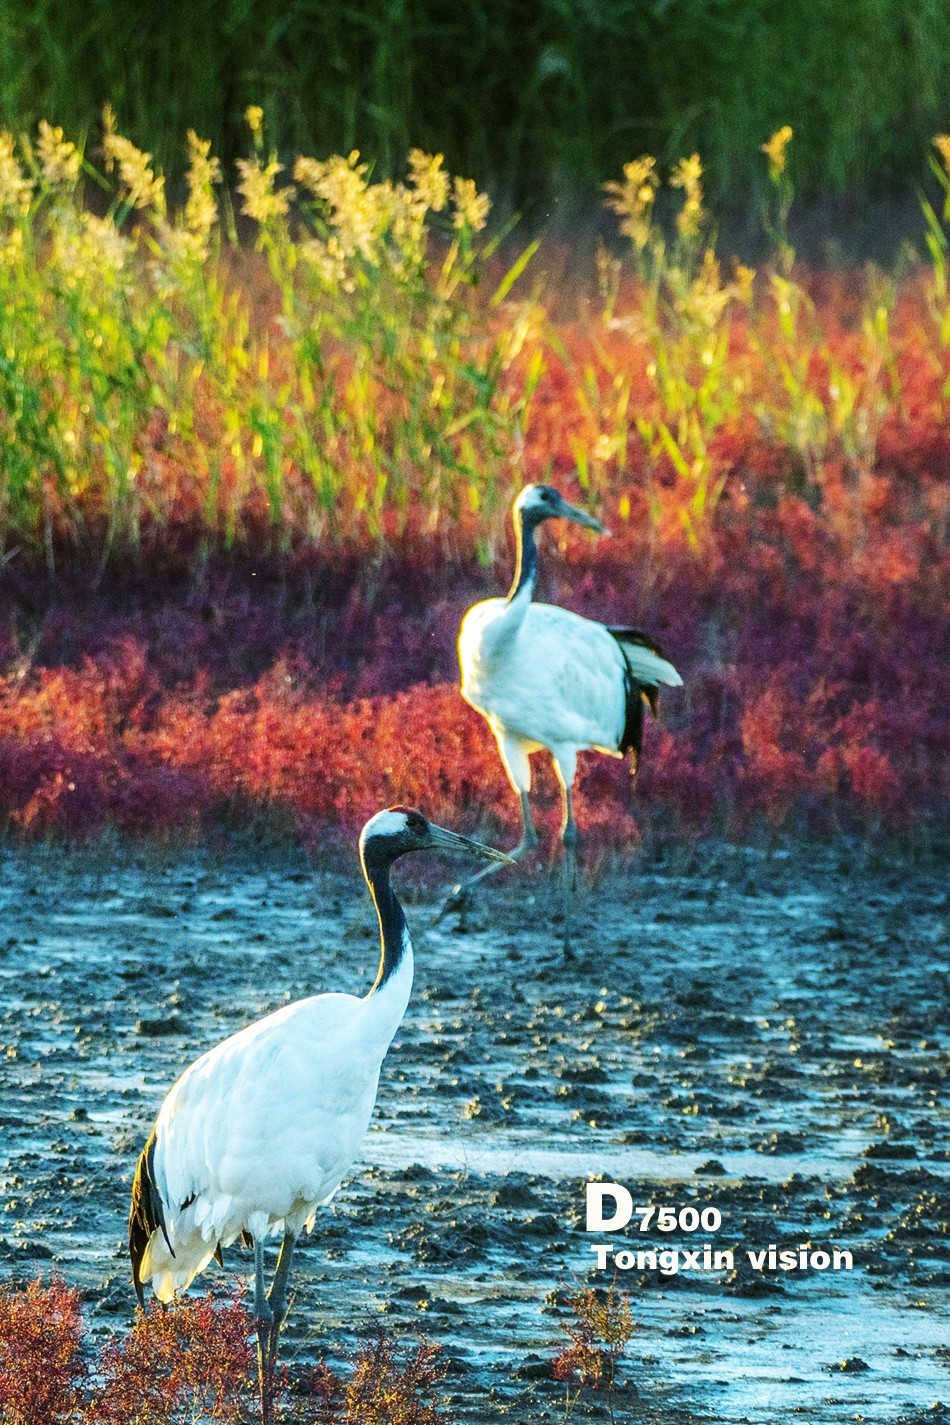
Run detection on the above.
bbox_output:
[298,1331,448,1425]
[551,1282,635,1423]
[0,1279,449,1424]
[87,1294,256,1424]
[0,1276,86,1425]
[0,534,947,846]
[0,117,949,846]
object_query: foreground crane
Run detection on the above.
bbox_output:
[129,807,511,1422]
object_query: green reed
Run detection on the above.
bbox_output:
[0,114,540,574]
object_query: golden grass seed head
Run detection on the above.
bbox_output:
[670,152,702,192]
[933,134,950,176]
[670,153,704,239]
[36,121,81,191]
[678,248,731,328]
[451,176,490,232]
[292,155,326,196]
[236,156,294,225]
[294,151,384,262]
[408,149,449,213]
[183,130,221,242]
[245,106,264,135]
[101,106,165,214]
[388,181,436,268]
[0,132,34,215]
[762,125,794,177]
[603,157,658,249]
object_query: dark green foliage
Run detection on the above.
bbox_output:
[3,0,950,205]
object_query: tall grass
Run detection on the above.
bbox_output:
[2,113,950,582]
[4,1,950,206]
[0,112,539,574]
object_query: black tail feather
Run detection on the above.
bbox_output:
[620,678,645,772]
[129,1127,168,1307]
[609,629,665,771]
[607,625,666,657]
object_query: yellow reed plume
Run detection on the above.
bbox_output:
[102,105,165,214]
[452,176,491,232]
[236,157,294,225]
[407,149,449,213]
[762,126,794,178]
[36,121,81,191]
[0,132,34,214]
[184,131,221,242]
[294,151,389,262]
[603,158,658,250]
[670,153,704,239]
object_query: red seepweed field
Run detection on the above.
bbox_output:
[0,120,947,853]
[0,220,947,851]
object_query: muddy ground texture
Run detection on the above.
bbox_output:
[0,838,947,1423]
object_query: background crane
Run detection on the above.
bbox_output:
[445,484,682,951]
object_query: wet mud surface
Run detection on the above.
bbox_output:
[0,839,948,1422]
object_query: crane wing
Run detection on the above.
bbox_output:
[461,602,682,766]
[129,1126,171,1305]
[607,627,683,695]
[607,628,683,771]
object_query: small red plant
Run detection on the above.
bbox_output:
[0,1277,86,1425]
[0,1279,452,1425]
[299,1331,448,1425]
[86,1291,255,1425]
[551,1283,635,1423]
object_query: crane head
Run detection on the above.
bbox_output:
[514,484,608,535]
[360,807,514,867]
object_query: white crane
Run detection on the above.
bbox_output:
[128,807,510,1422]
[445,484,682,950]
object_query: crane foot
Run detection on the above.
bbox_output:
[434,883,471,929]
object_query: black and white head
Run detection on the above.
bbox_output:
[514,484,607,535]
[359,806,513,871]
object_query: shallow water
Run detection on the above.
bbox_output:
[0,840,947,1422]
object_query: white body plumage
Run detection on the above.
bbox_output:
[129,807,511,1316]
[460,592,681,791]
[137,952,412,1301]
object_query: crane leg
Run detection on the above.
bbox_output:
[253,1236,277,1425]
[437,790,537,923]
[264,1231,296,1380]
[560,785,579,959]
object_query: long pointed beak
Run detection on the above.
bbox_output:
[560,499,610,536]
[427,825,515,864]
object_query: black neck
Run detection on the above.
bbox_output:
[363,856,410,994]
[506,509,541,602]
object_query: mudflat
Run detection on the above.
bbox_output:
[0,839,947,1422]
